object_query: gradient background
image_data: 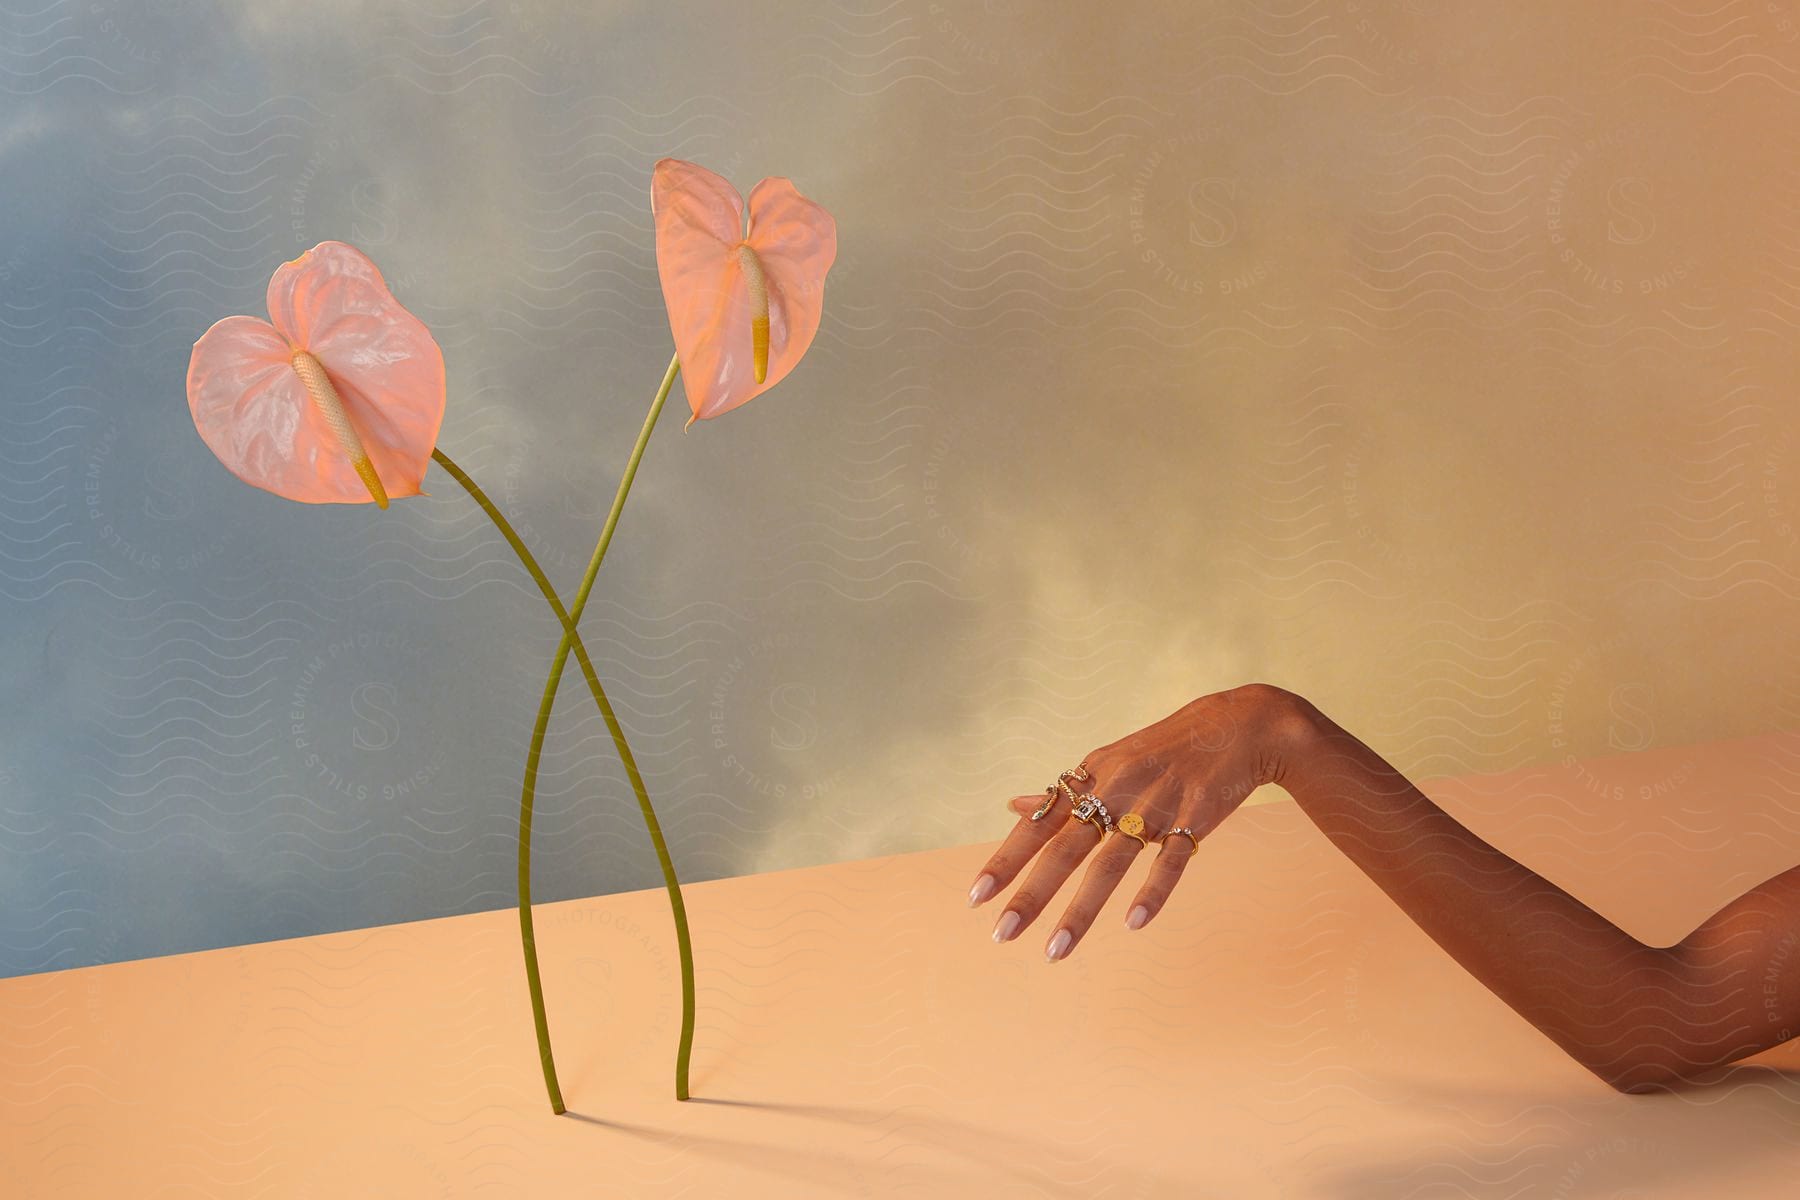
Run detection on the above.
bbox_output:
[2,0,1797,977]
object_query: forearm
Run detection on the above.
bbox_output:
[1270,690,1713,1090]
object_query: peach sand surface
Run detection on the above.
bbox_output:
[4,732,1798,1198]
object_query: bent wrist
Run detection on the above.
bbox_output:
[1230,682,1323,789]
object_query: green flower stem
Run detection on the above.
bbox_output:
[430,347,686,1109]
[513,350,695,1106]
[428,445,616,1114]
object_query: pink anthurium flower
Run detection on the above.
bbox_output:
[186,240,446,508]
[650,157,837,430]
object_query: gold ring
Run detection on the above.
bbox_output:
[1070,792,1112,838]
[1115,812,1148,847]
[1160,826,1199,853]
[1070,809,1105,840]
[1030,762,1093,822]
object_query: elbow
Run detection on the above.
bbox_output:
[1594,1062,1685,1094]
[1577,947,1710,1093]
[1577,1040,1702,1093]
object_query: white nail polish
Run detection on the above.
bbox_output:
[968,874,996,907]
[993,910,1021,943]
[1127,905,1149,930]
[1046,929,1073,961]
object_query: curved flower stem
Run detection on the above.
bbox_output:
[512,351,694,1105]
[428,445,622,1113]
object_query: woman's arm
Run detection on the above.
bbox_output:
[1278,689,1800,1091]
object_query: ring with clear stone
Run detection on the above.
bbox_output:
[1069,791,1113,838]
[1161,826,1199,852]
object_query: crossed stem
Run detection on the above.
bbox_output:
[428,352,693,1114]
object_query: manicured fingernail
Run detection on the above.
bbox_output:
[968,874,997,907]
[993,910,1021,943]
[1046,929,1073,961]
[1126,905,1149,930]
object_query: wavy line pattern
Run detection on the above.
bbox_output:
[1612,0,1800,93]
[5,759,1796,1195]
[0,1,1793,1122]
[1605,387,1800,600]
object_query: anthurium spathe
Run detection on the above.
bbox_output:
[651,157,837,430]
[186,240,446,507]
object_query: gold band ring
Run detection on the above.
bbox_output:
[1114,812,1148,847]
[1160,826,1199,852]
[1069,791,1113,837]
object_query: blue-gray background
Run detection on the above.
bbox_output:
[4,1,1797,976]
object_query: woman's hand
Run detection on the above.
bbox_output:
[965,682,1312,962]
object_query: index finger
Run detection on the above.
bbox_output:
[966,793,1069,907]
